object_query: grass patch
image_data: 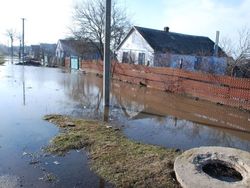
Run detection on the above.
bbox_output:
[43,114,181,187]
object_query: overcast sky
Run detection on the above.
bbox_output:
[0,0,249,46]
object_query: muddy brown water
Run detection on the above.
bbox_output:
[0,63,249,187]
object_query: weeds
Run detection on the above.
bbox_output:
[43,114,181,187]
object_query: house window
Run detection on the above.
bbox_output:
[194,57,202,70]
[179,58,183,69]
[122,52,129,63]
[138,53,145,65]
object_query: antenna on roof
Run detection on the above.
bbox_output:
[214,31,220,57]
[164,27,169,32]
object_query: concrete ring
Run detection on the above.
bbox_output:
[174,147,250,188]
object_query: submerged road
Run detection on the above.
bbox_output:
[0,63,249,187]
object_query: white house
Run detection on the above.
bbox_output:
[116,26,227,75]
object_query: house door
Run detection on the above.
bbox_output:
[70,56,79,70]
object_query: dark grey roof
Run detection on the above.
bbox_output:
[40,43,56,54]
[59,39,99,57]
[134,26,226,56]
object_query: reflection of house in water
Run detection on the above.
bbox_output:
[111,80,250,134]
[117,107,141,119]
[55,70,250,149]
[116,26,227,74]
[117,100,145,119]
[58,70,250,136]
[128,110,172,125]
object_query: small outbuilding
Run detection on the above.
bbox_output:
[55,39,101,68]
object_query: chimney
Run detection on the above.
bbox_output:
[164,27,169,32]
[214,31,220,57]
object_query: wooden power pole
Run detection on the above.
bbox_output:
[21,18,25,64]
[103,0,111,107]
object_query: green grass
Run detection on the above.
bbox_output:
[43,114,181,187]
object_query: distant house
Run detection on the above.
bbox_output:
[29,43,56,66]
[55,39,101,68]
[116,26,227,75]
[30,45,40,59]
[40,43,56,66]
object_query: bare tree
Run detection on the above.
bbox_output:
[6,29,16,63]
[236,28,250,62]
[16,33,22,61]
[220,27,250,77]
[71,0,131,60]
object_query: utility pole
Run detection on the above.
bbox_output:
[103,0,111,107]
[21,18,25,64]
[19,36,21,62]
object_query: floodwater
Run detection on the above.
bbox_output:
[0,63,250,187]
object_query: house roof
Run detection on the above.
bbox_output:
[58,39,99,56]
[31,45,40,51]
[118,26,226,57]
[40,43,56,54]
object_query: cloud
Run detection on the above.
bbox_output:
[0,0,73,45]
[162,0,250,41]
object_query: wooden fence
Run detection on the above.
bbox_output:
[78,60,250,111]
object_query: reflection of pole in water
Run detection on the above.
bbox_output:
[22,66,26,105]
[103,106,110,122]
[22,80,26,105]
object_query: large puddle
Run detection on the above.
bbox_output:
[0,63,249,187]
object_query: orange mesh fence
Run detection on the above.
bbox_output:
[65,57,70,69]
[80,60,250,110]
